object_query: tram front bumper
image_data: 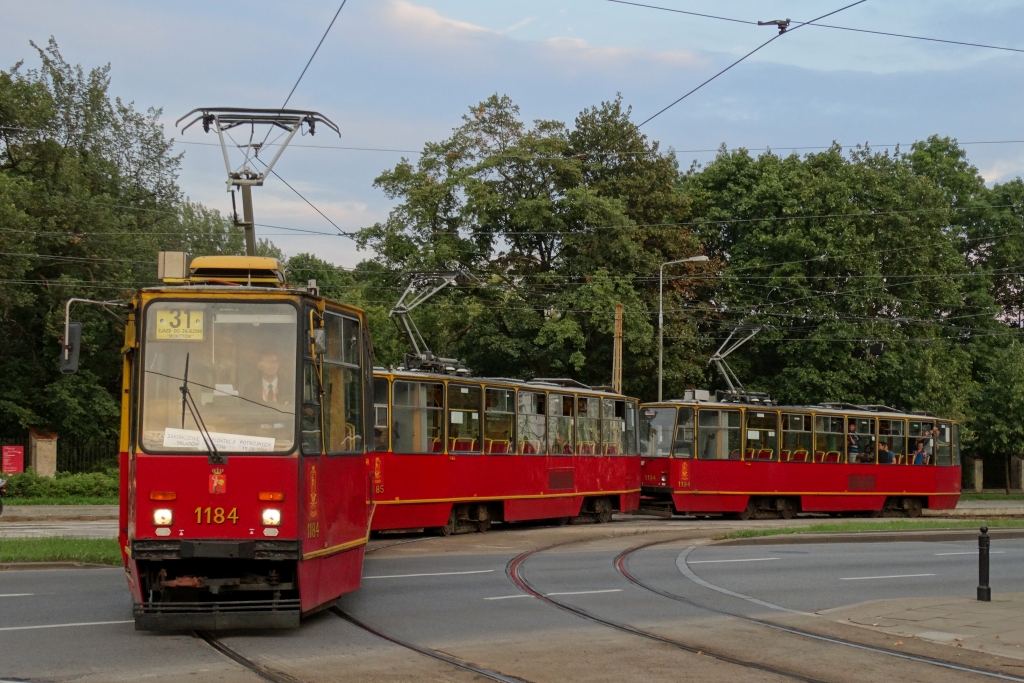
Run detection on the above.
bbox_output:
[133,599,300,631]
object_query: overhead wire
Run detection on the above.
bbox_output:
[634,0,867,129]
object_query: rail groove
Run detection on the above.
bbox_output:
[616,538,1024,683]
[196,631,306,683]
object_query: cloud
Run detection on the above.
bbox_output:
[386,0,498,39]
[506,17,535,33]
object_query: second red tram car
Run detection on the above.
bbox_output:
[369,370,642,533]
[77,256,376,630]
[639,391,961,518]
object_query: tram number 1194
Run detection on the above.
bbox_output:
[194,507,238,524]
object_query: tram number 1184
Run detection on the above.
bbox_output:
[195,507,238,524]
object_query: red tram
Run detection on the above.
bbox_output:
[67,256,375,629]
[639,391,961,518]
[369,369,641,533]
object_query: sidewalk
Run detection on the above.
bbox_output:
[0,505,118,521]
[822,592,1024,661]
[924,500,1024,517]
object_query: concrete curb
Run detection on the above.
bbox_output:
[715,528,1024,546]
[0,562,117,571]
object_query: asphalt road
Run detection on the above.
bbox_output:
[1,523,1022,683]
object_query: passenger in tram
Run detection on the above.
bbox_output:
[859,442,876,464]
[912,440,928,465]
[847,422,859,459]
[878,442,896,464]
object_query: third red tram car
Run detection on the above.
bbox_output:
[639,391,961,518]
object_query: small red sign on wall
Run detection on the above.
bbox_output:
[2,445,24,474]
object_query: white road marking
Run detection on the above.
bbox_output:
[840,573,936,581]
[935,551,1005,556]
[364,569,494,579]
[677,548,809,615]
[0,620,132,632]
[687,557,780,564]
[483,594,531,601]
[0,594,33,598]
[546,589,622,597]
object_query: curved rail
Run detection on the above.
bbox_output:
[507,541,828,683]
[615,538,1024,683]
[196,631,305,683]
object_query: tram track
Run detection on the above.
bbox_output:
[507,540,829,683]
[195,630,306,683]
[614,537,1024,683]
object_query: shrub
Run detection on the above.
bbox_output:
[4,469,119,499]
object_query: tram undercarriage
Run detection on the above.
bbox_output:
[131,539,301,631]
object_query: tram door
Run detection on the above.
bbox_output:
[299,307,370,606]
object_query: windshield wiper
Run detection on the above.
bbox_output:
[179,353,224,465]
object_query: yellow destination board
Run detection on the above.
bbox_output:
[155,310,204,340]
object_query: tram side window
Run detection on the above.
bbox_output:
[448,384,482,454]
[936,422,953,466]
[909,420,936,466]
[674,407,695,458]
[324,313,363,455]
[745,411,778,461]
[813,415,845,463]
[518,391,546,455]
[640,407,676,457]
[847,417,876,465]
[625,401,639,455]
[484,388,515,454]
[697,409,741,460]
[372,378,389,452]
[301,362,322,454]
[577,397,601,455]
[603,399,626,455]
[878,419,906,465]
[392,381,444,454]
[953,424,961,466]
[781,414,812,462]
[548,394,575,455]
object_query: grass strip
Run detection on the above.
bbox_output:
[960,493,1024,501]
[0,537,121,565]
[4,496,118,506]
[715,518,1024,540]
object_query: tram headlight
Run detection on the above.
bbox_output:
[153,508,173,526]
[261,508,282,527]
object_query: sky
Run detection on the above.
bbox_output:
[4,1,1024,268]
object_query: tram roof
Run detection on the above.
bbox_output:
[647,396,943,420]
[373,366,630,398]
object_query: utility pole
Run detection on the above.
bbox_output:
[612,302,623,394]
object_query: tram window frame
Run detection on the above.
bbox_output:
[697,409,742,460]
[603,399,627,455]
[744,410,779,461]
[625,401,639,456]
[484,387,515,454]
[878,418,906,465]
[640,406,676,457]
[577,396,601,456]
[301,360,322,455]
[372,377,389,452]
[909,420,936,466]
[392,380,445,455]
[138,298,302,457]
[323,311,363,456]
[952,424,961,466]
[781,413,812,462]
[674,407,695,458]
[517,390,547,455]
[447,383,483,455]
[846,417,876,465]
[935,422,953,466]
[548,393,575,455]
[813,414,845,463]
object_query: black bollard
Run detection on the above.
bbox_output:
[978,525,991,602]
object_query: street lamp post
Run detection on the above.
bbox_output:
[659,255,709,402]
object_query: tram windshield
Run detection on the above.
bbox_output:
[140,301,298,454]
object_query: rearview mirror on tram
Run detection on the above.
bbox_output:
[312,328,327,355]
[60,321,82,375]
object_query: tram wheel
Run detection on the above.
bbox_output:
[553,517,570,526]
[906,498,923,518]
[737,500,755,521]
[476,518,491,533]
[594,498,613,524]
[435,509,457,536]
[779,500,795,520]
